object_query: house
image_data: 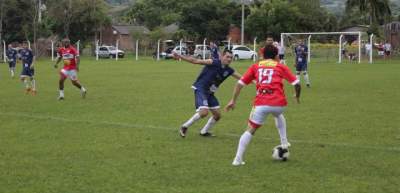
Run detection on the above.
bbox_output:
[383,21,400,50]
[100,25,150,51]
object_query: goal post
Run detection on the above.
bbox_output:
[281,32,371,64]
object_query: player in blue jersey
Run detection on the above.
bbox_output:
[173,50,242,137]
[210,41,219,60]
[294,40,311,87]
[19,41,36,95]
[6,44,18,78]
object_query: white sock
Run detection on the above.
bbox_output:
[296,72,301,82]
[10,69,15,77]
[81,86,86,92]
[31,79,36,90]
[200,117,217,134]
[59,90,64,97]
[303,72,310,85]
[234,131,253,161]
[23,79,30,89]
[182,113,201,128]
[275,114,289,147]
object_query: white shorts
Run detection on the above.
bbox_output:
[60,69,78,80]
[248,105,285,128]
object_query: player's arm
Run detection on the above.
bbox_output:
[231,72,242,80]
[30,56,36,69]
[225,66,255,111]
[54,53,62,68]
[173,52,213,65]
[224,82,245,112]
[293,83,301,104]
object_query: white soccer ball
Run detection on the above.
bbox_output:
[272,145,290,161]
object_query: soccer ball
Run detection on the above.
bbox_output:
[272,145,290,161]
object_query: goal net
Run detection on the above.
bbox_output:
[280,32,371,66]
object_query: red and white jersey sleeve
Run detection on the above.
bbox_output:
[240,59,299,107]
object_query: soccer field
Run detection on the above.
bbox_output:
[0,56,399,193]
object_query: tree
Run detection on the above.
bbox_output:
[346,0,392,25]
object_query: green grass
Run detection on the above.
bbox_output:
[0,55,399,193]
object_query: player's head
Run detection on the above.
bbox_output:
[21,41,28,49]
[209,40,216,47]
[62,38,71,47]
[265,33,274,46]
[263,44,279,60]
[221,49,233,65]
[8,44,12,49]
[298,39,304,45]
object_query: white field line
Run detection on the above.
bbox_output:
[1,112,399,153]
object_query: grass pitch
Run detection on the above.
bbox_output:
[0,55,399,193]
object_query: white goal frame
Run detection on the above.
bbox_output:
[280,32,374,64]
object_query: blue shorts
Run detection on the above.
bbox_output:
[296,62,307,71]
[8,61,16,68]
[194,89,220,111]
[21,67,35,77]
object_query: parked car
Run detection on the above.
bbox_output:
[159,46,188,59]
[193,45,211,59]
[231,45,257,60]
[96,46,125,58]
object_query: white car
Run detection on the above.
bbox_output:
[231,45,257,60]
[96,46,125,58]
[193,45,211,59]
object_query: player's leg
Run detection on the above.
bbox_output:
[30,69,36,95]
[180,90,209,137]
[232,106,268,166]
[272,108,290,148]
[9,62,15,78]
[295,63,302,82]
[69,70,87,98]
[58,70,67,100]
[20,67,31,93]
[302,63,310,87]
[200,94,220,136]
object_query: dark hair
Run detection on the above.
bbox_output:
[263,44,278,59]
[266,32,274,39]
[223,49,233,55]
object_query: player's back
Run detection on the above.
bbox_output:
[252,59,297,106]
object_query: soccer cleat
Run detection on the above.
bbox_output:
[306,84,311,88]
[31,90,37,96]
[199,132,216,137]
[179,126,188,138]
[81,90,87,99]
[232,157,246,166]
[58,96,64,101]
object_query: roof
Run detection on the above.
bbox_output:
[112,25,150,35]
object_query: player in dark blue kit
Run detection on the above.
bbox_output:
[294,40,311,87]
[19,41,36,95]
[173,50,242,137]
[6,44,18,78]
[210,41,219,60]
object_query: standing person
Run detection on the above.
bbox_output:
[259,34,274,60]
[6,44,18,78]
[225,44,301,166]
[376,42,384,58]
[294,40,311,87]
[210,41,219,60]
[19,41,36,95]
[277,41,285,64]
[54,38,87,100]
[173,50,242,138]
[384,40,391,59]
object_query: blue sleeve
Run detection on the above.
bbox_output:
[228,67,235,76]
[211,59,221,66]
